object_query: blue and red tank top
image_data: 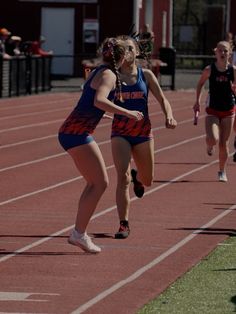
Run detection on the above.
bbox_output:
[111,67,152,138]
[59,65,115,135]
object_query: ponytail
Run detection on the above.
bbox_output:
[101,38,125,102]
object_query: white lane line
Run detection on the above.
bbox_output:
[0,135,204,202]
[0,135,56,149]
[0,152,66,173]
[71,203,236,314]
[0,96,78,111]
[0,94,189,112]
[0,104,192,135]
[0,106,72,121]
[0,176,80,207]
[0,116,110,134]
[0,114,202,171]
[0,119,63,133]
[0,157,219,264]
[0,291,59,301]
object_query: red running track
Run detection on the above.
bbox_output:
[0,90,235,314]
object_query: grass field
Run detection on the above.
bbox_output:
[138,234,236,314]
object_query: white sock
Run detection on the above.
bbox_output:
[74,228,86,238]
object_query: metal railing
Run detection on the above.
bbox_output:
[0,55,52,98]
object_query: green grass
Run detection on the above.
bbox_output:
[138,235,236,314]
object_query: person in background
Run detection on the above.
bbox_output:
[6,35,22,56]
[58,38,143,253]
[193,41,236,181]
[230,35,236,162]
[30,35,53,56]
[139,23,155,61]
[0,27,12,59]
[232,34,236,66]
[111,35,177,239]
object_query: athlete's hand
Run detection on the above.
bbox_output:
[231,82,236,95]
[165,117,177,129]
[126,110,144,121]
[193,102,200,113]
[102,114,113,119]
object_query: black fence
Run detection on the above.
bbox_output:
[0,55,52,98]
[158,47,176,90]
[176,54,215,70]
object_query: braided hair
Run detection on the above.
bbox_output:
[101,38,125,102]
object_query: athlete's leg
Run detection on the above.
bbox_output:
[233,115,236,148]
[111,137,132,221]
[233,115,236,162]
[218,115,234,171]
[205,115,219,153]
[132,138,154,186]
[68,141,109,233]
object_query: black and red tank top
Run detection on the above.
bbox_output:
[209,63,235,111]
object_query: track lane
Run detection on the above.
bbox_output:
[0,91,235,314]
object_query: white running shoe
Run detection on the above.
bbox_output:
[218,171,228,182]
[68,229,101,253]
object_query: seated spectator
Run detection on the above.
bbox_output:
[225,31,234,49]
[0,27,12,59]
[30,35,53,56]
[6,35,23,56]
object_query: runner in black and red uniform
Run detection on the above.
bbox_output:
[193,40,236,182]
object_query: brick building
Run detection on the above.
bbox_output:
[0,0,235,76]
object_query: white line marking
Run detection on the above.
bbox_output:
[0,114,203,172]
[0,96,77,111]
[0,152,66,173]
[0,135,204,203]
[0,176,80,207]
[0,155,222,261]
[0,94,188,112]
[0,106,72,121]
[0,103,192,137]
[71,204,236,314]
[0,119,63,133]
[0,291,59,302]
[0,92,226,311]
[0,153,232,314]
[0,135,56,150]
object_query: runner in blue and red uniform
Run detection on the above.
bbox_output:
[194,40,236,182]
[111,36,177,239]
[58,38,143,253]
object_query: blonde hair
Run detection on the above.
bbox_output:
[214,41,232,53]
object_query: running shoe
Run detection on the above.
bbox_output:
[131,169,145,198]
[218,171,228,182]
[115,221,130,239]
[68,229,101,253]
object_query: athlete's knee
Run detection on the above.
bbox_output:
[118,171,131,187]
[101,177,109,191]
[92,177,109,194]
[219,141,229,151]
